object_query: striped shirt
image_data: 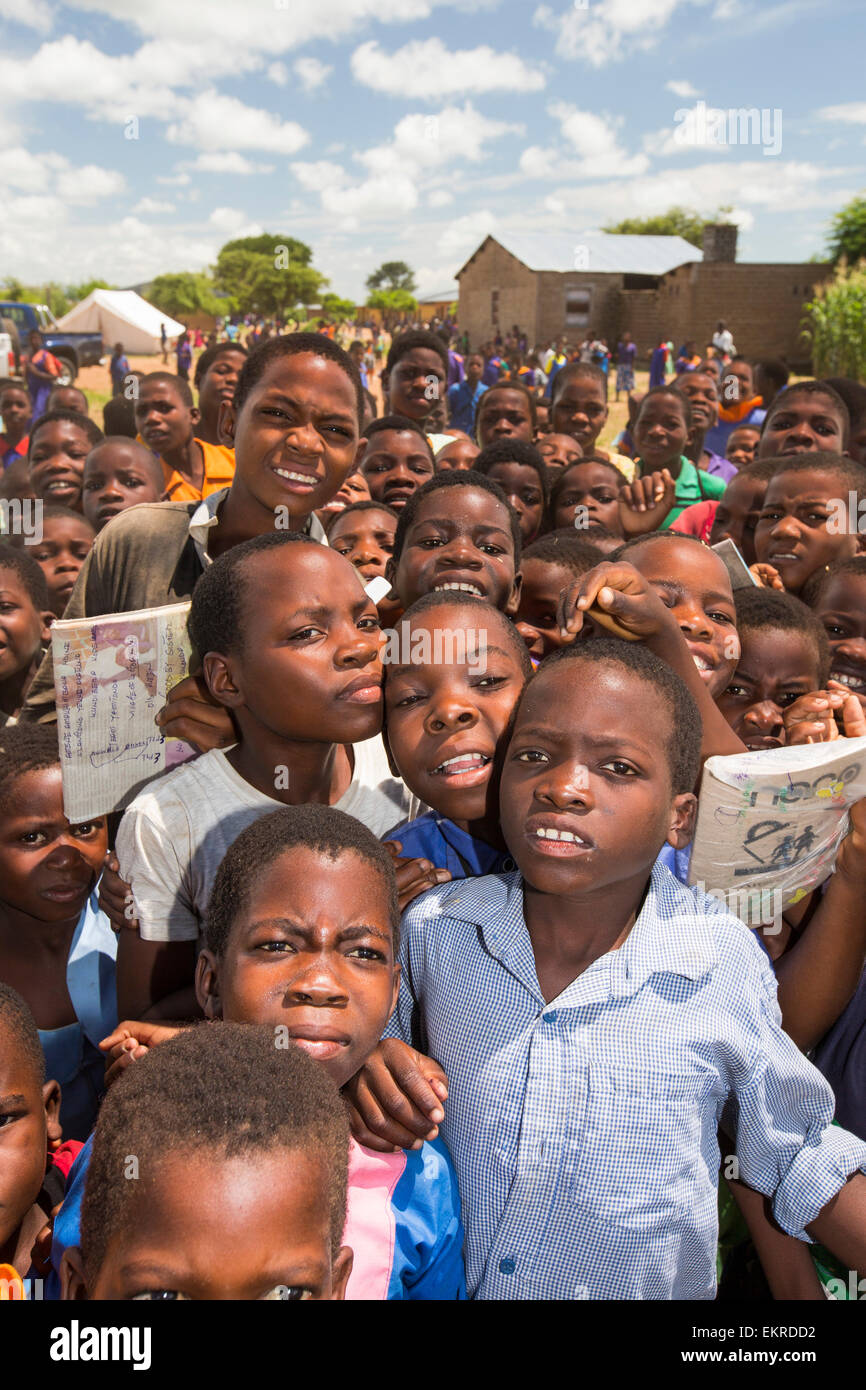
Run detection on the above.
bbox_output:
[386,862,866,1299]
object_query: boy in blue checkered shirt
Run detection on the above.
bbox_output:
[347,625,866,1299]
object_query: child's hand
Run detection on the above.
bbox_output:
[827,680,866,739]
[617,469,676,536]
[385,841,451,912]
[749,563,785,591]
[342,1038,449,1153]
[155,673,237,753]
[556,560,674,643]
[98,852,138,933]
[835,799,866,884]
[100,1020,184,1086]
[783,690,847,745]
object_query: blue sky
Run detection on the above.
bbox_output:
[1,0,864,303]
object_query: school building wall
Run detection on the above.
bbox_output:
[457,240,538,347]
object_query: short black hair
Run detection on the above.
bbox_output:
[822,378,866,431]
[764,450,866,503]
[802,554,866,607]
[549,457,628,517]
[0,724,59,813]
[756,359,791,393]
[80,1022,350,1280]
[138,371,194,410]
[194,341,248,389]
[0,381,30,402]
[549,361,607,404]
[635,385,693,433]
[27,410,103,458]
[84,437,165,489]
[0,982,45,1086]
[233,333,364,424]
[102,392,138,438]
[206,804,400,959]
[611,530,710,564]
[398,589,533,680]
[385,330,449,378]
[474,439,550,505]
[324,499,399,536]
[730,456,781,483]
[7,504,95,550]
[47,385,88,412]
[0,545,51,610]
[187,530,324,661]
[476,381,537,430]
[391,468,523,565]
[523,532,604,578]
[529,637,702,793]
[733,587,830,685]
[763,381,850,447]
[362,414,433,457]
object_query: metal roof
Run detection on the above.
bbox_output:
[458,233,701,278]
[417,287,459,303]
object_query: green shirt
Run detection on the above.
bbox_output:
[636,455,726,528]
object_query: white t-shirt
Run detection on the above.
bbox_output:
[116,738,419,942]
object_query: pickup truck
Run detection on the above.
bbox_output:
[0,302,104,384]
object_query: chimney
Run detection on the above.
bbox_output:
[702,224,738,263]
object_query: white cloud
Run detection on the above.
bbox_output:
[267,61,289,86]
[0,146,125,202]
[208,206,262,235]
[437,209,496,260]
[166,90,308,153]
[0,0,53,32]
[0,36,182,121]
[360,102,522,177]
[189,152,275,174]
[817,102,866,124]
[666,79,700,98]
[322,175,419,223]
[294,57,332,91]
[291,161,348,190]
[133,197,176,214]
[521,105,649,179]
[534,0,689,67]
[351,38,544,98]
[428,189,454,207]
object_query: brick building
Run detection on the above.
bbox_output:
[456,227,832,368]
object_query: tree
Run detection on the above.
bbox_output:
[217,234,313,266]
[601,206,734,250]
[366,261,416,294]
[319,293,357,322]
[149,271,223,320]
[213,234,326,317]
[66,278,115,304]
[827,194,866,267]
[802,260,866,378]
[367,288,417,327]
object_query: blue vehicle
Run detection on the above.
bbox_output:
[0,301,104,383]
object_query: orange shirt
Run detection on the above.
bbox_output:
[161,439,236,503]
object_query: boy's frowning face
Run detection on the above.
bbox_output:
[385,607,527,823]
[80,1148,352,1300]
[223,353,359,518]
[0,390,31,429]
[328,507,396,582]
[716,628,823,750]
[390,485,521,612]
[476,389,534,447]
[198,847,397,1090]
[811,570,866,708]
[0,571,52,684]
[28,421,90,510]
[387,349,446,423]
[754,470,865,594]
[0,768,106,923]
[204,546,384,745]
[360,429,434,511]
[708,473,768,567]
[28,516,94,617]
[500,661,694,897]
[758,395,847,458]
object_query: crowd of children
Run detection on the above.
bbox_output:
[1,318,866,1305]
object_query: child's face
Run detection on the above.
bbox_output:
[48,388,88,416]
[78,1147,351,1300]
[475,389,533,446]
[197,349,246,426]
[81,443,163,531]
[726,427,760,468]
[628,538,739,698]
[500,661,694,897]
[28,515,94,618]
[384,607,527,824]
[634,394,689,472]
[537,434,582,472]
[360,429,434,511]
[675,374,718,434]
[708,473,768,567]
[435,438,479,471]
[0,570,52,686]
[550,379,607,452]
[28,421,90,510]
[0,1036,59,1263]
[758,394,846,458]
[208,546,384,746]
[134,380,196,457]
[198,847,398,1089]
[811,571,866,707]
[754,470,864,594]
[390,485,521,612]
[0,389,31,430]
[318,470,370,518]
[721,361,754,404]
[515,559,577,664]
[0,767,106,923]
[483,460,544,544]
[388,348,446,423]
[223,352,360,518]
[552,461,623,536]
[328,507,396,582]
[716,628,822,750]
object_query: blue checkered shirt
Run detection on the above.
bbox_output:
[386,862,866,1299]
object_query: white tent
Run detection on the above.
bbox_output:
[57,290,186,356]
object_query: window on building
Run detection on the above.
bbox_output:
[491,289,499,324]
[565,287,592,328]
